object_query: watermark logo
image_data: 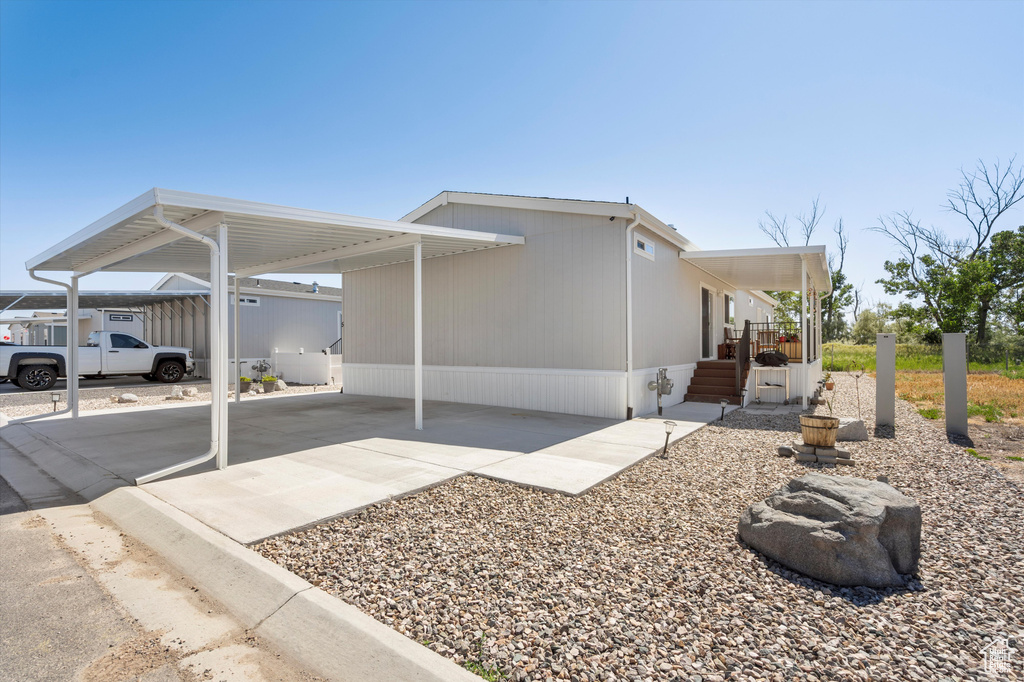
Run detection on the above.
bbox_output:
[982,637,1017,674]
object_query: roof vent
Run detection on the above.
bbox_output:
[312,281,319,294]
[668,223,678,231]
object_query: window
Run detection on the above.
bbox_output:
[109,314,133,322]
[724,294,735,326]
[232,296,261,306]
[111,333,146,349]
[634,238,655,261]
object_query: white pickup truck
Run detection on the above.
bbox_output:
[0,331,194,391]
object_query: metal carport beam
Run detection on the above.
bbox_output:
[73,211,225,277]
[235,233,424,278]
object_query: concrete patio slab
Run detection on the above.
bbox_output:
[2,392,731,542]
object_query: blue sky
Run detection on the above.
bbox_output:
[1,0,1022,312]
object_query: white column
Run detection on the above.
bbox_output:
[815,287,822,362]
[413,239,423,430]
[234,278,241,403]
[69,275,80,419]
[207,239,221,467]
[876,333,896,428]
[216,224,230,468]
[800,259,808,408]
[942,333,968,436]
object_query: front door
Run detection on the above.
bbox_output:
[701,286,714,359]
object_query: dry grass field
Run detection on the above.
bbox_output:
[895,371,1023,421]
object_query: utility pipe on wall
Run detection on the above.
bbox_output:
[136,207,224,485]
[624,211,642,420]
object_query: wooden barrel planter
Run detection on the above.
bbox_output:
[799,414,840,447]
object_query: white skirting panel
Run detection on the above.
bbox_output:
[628,363,697,417]
[343,363,627,419]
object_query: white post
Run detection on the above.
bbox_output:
[69,275,79,419]
[876,333,896,428]
[800,259,808,408]
[942,333,968,436]
[208,237,221,468]
[234,278,241,403]
[217,224,230,468]
[816,287,822,363]
[414,239,423,430]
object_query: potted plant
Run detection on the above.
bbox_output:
[800,382,839,446]
[823,371,834,391]
[261,375,279,393]
[239,376,252,392]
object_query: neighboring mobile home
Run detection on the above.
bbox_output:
[342,192,829,419]
[152,273,343,381]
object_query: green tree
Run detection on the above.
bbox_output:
[872,158,1024,345]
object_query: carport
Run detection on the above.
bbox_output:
[1,289,210,357]
[22,188,524,483]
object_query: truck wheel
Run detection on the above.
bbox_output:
[16,364,58,391]
[154,360,185,383]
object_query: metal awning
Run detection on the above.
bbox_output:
[27,188,523,276]
[680,245,831,294]
[15,188,525,485]
[1,290,208,311]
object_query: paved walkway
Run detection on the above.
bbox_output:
[1,394,735,544]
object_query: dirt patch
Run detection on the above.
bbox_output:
[957,419,1024,484]
[80,633,195,682]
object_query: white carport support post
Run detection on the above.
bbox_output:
[414,239,423,430]
[800,258,808,408]
[10,271,76,425]
[136,208,222,485]
[234,278,241,404]
[217,224,229,467]
[69,275,79,419]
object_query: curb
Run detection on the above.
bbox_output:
[1,427,478,682]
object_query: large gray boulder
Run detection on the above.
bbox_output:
[738,474,920,587]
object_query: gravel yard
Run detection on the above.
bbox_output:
[0,382,328,418]
[255,373,1023,681]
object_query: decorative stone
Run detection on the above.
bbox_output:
[183,387,199,397]
[795,453,817,463]
[276,379,288,389]
[778,446,797,458]
[814,446,839,457]
[837,418,869,442]
[118,393,139,403]
[738,473,921,587]
[837,458,856,466]
[793,442,815,454]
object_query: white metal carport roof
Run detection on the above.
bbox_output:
[680,245,832,294]
[27,188,524,276]
[19,189,525,486]
[1,290,208,311]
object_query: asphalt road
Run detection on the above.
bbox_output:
[0,375,205,395]
[0,476,142,682]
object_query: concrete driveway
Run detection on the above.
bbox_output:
[1,393,733,544]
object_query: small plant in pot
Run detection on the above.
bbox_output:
[799,380,839,446]
[823,371,834,391]
[239,376,252,392]
[261,375,279,393]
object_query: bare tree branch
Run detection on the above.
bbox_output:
[796,195,824,246]
[945,156,1024,258]
[758,211,790,247]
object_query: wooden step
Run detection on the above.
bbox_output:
[692,369,736,379]
[685,384,736,396]
[696,360,737,370]
[685,393,742,405]
[690,376,737,387]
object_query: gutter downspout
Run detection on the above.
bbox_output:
[136,206,221,485]
[624,211,641,420]
[6,271,76,425]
